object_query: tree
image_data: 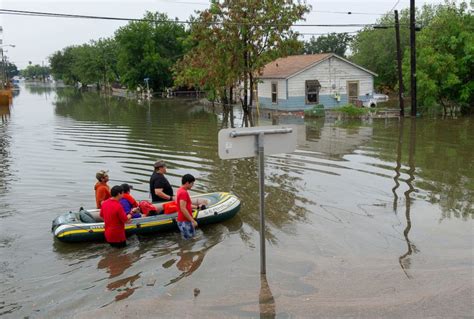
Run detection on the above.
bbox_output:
[50,38,118,87]
[403,1,473,115]
[92,38,119,88]
[174,1,310,124]
[20,64,50,79]
[114,11,188,92]
[350,4,439,90]
[70,44,103,87]
[173,13,242,105]
[49,46,79,84]
[5,61,19,78]
[303,33,353,57]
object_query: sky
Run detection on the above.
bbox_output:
[0,0,456,69]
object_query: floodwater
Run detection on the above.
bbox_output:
[0,84,472,318]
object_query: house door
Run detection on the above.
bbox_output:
[347,81,359,105]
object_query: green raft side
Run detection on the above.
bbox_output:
[54,192,240,243]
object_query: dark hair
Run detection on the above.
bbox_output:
[181,174,195,185]
[120,183,131,193]
[111,185,124,197]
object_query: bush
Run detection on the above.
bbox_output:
[333,104,369,117]
[304,104,325,117]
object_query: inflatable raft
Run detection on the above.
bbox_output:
[52,192,241,243]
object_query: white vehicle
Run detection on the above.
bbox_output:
[361,93,389,108]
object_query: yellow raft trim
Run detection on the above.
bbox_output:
[58,219,174,238]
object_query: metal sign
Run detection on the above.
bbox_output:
[218,125,297,160]
[218,125,297,274]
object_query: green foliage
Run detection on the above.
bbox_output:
[49,47,78,84]
[333,104,369,117]
[174,1,310,105]
[304,104,325,117]
[350,4,439,89]
[402,1,474,115]
[115,11,188,92]
[20,64,50,79]
[49,38,118,86]
[302,33,353,57]
[5,62,19,78]
[49,11,187,91]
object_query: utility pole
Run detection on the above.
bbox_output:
[395,10,405,117]
[0,49,4,88]
[410,0,417,116]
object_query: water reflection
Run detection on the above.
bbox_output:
[221,105,235,129]
[259,275,276,319]
[0,104,10,123]
[301,118,373,160]
[398,119,419,278]
[0,105,13,212]
[97,247,143,301]
[24,83,55,97]
[392,119,404,212]
[165,230,223,286]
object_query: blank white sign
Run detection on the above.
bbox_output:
[218,125,297,160]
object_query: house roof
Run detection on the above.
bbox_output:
[257,53,377,79]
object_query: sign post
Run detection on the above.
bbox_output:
[218,125,296,274]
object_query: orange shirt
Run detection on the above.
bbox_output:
[95,182,111,208]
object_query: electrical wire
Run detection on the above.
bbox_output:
[0,8,403,28]
[157,0,387,15]
[298,31,359,36]
[389,0,403,12]
[311,10,385,16]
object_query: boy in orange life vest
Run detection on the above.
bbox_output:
[95,170,111,208]
[100,185,132,248]
[176,174,198,239]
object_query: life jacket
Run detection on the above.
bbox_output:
[163,202,178,214]
[138,201,157,216]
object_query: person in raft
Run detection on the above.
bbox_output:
[119,183,141,218]
[100,185,132,248]
[176,174,199,239]
[149,160,174,203]
[95,170,111,209]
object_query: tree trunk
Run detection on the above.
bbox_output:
[243,51,249,112]
[249,73,254,107]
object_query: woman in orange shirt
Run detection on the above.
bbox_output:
[95,170,111,208]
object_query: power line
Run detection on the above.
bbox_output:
[0,8,401,28]
[298,31,359,36]
[157,0,387,15]
[390,0,403,12]
[311,10,385,16]
[156,0,387,15]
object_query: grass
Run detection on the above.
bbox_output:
[333,104,370,117]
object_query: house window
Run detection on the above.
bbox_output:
[305,80,321,104]
[271,82,278,104]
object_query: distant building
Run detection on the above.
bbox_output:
[257,53,377,110]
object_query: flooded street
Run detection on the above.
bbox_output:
[0,85,473,318]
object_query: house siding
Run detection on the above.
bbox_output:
[258,79,287,101]
[258,56,375,110]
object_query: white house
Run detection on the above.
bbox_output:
[257,53,377,110]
